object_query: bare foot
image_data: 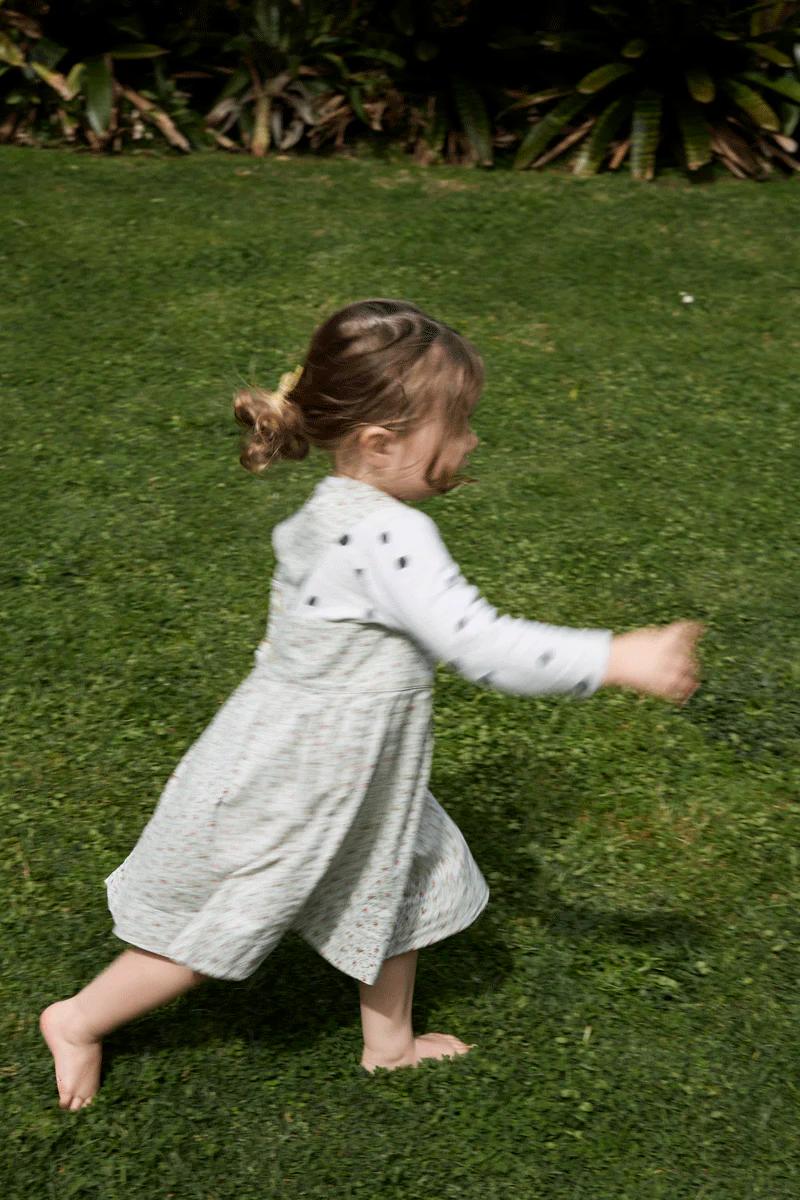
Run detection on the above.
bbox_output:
[39,1000,103,1111]
[361,1031,476,1073]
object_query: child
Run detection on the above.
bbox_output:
[40,298,704,1110]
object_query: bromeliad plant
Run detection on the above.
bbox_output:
[504,0,800,179]
[202,0,405,155]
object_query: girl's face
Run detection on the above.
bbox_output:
[389,409,479,501]
[335,406,479,501]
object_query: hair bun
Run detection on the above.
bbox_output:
[234,367,309,473]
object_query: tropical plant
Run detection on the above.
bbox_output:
[0,1,195,150]
[0,0,407,155]
[381,0,499,166]
[501,1,800,178]
[198,0,405,156]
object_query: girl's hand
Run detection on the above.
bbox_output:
[603,620,706,706]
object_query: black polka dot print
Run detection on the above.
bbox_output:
[396,556,408,569]
[354,567,364,576]
[455,617,468,631]
[307,596,317,606]
[379,531,390,544]
[538,651,554,666]
[573,679,589,695]
[339,534,350,545]
[365,609,375,621]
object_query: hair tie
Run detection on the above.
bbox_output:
[276,365,303,403]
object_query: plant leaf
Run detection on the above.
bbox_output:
[0,32,25,67]
[498,88,571,116]
[540,33,617,56]
[450,74,493,166]
[83,56,113,136]
[30,38,67,70]
[514,93,593,169]
[685,65,715,104]
[722,77,781,129]
[744,42,794,68]
[630,88,662,180]
[676,98,712,170]
[573,95,631,175]
[65,63,84,95]
[251,92,270,156]
[533,117,594,168]
[577,61,634,94]
[108,44,168,60]
[738,70,800,105]
[780,101,799,138]
[347,84,368,126]
[29,61,75,101]
[622,38,648,59]
[119,84,191,151]
[349,47,405,68]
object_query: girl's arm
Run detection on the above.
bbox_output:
[352,506,703,705]
[353,505,612,699]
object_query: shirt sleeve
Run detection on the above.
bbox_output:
[353,505,612,699]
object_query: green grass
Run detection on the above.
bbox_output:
[2,146,799,1199]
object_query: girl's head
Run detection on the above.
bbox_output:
[234,299,483,500]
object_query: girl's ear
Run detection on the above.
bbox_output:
[357,425,397,465]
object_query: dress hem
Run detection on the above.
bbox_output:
[308,883,491,986]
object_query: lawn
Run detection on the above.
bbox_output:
[1,146,799,1199]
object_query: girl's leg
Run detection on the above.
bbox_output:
[40,948,207,1111]
[359,948,475,1072]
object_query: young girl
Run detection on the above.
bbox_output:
[41,298,704,1110]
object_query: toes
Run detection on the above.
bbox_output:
[439,1034,472,1051]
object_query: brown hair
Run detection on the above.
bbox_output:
[233,299,483,495]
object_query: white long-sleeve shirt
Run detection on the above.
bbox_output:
[283,488,612,699]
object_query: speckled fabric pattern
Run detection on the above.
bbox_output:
[105,475,490,985]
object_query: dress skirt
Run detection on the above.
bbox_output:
[105,614,489,986]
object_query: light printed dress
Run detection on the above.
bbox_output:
[105,474,612,985]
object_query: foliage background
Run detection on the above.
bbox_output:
[1,0,799,177]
